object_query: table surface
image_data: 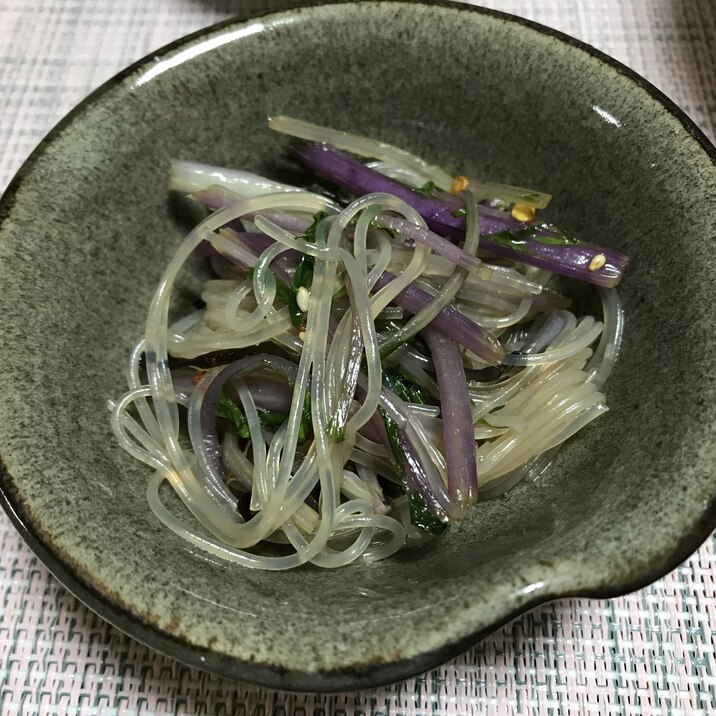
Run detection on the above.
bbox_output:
[1,1,715,714]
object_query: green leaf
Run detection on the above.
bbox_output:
[368,220,401,243]
[531,231,579,246]
[216,392,288,438]
[274,279,292,303]
[413,181,437,198]
[216,393,250,439]
[301,210,329,244]
[217,393,289,438]
[288,291,304,327]
[247,265,292,305]
[451,207,467,218]
[292,255,314,290]
[378,408,404,475]
[378,406,447,536]
[408,383,428,405]
[257,410,289,428]
[488,224,580,252]
[382,368,410,402]
[407,491,448,534]
[382,368,429,405]
[325,420,345,443]
[284,210,327,327]
[297,390,312,444]
[288,253,313,326]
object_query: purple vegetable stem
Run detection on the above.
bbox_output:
[361,409,392,448]
[423,327,478,508]
[293,141,470,229]
[396,429,452,521]
[373,272,504,365]
[477,238,627,288]
[233,375,293,413]
[376,215,481,272]
[192,355,299,487]
[293,142,628,287]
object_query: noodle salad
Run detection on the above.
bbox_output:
[109,117,627,570]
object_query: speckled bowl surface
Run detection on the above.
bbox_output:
[1,0,715,692]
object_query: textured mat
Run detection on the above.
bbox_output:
[1,1,715,713]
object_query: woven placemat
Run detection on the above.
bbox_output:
[1,1,715,713]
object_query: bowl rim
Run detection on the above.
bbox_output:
[1,0,715,692]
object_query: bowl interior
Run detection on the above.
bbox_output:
[1,0,715,691]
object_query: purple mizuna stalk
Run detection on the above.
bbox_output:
[373,272,504,365]
[293,142,628,287]
[422,326,478,508]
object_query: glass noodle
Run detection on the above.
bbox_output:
[109,117,626,570]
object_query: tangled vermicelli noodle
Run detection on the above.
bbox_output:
[109,117,626,570]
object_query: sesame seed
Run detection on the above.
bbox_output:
[296,286,310,312]
[511,204,536,222]
[588,253,607,272]
[450,175,469,195]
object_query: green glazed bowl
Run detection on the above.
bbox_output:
[1,0,715,692]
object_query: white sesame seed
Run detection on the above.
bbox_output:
[298,331,306,342]
[296,286,310,312]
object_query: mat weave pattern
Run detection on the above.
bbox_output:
[1,1,715,713]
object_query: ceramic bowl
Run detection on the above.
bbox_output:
[1,0,715,692]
